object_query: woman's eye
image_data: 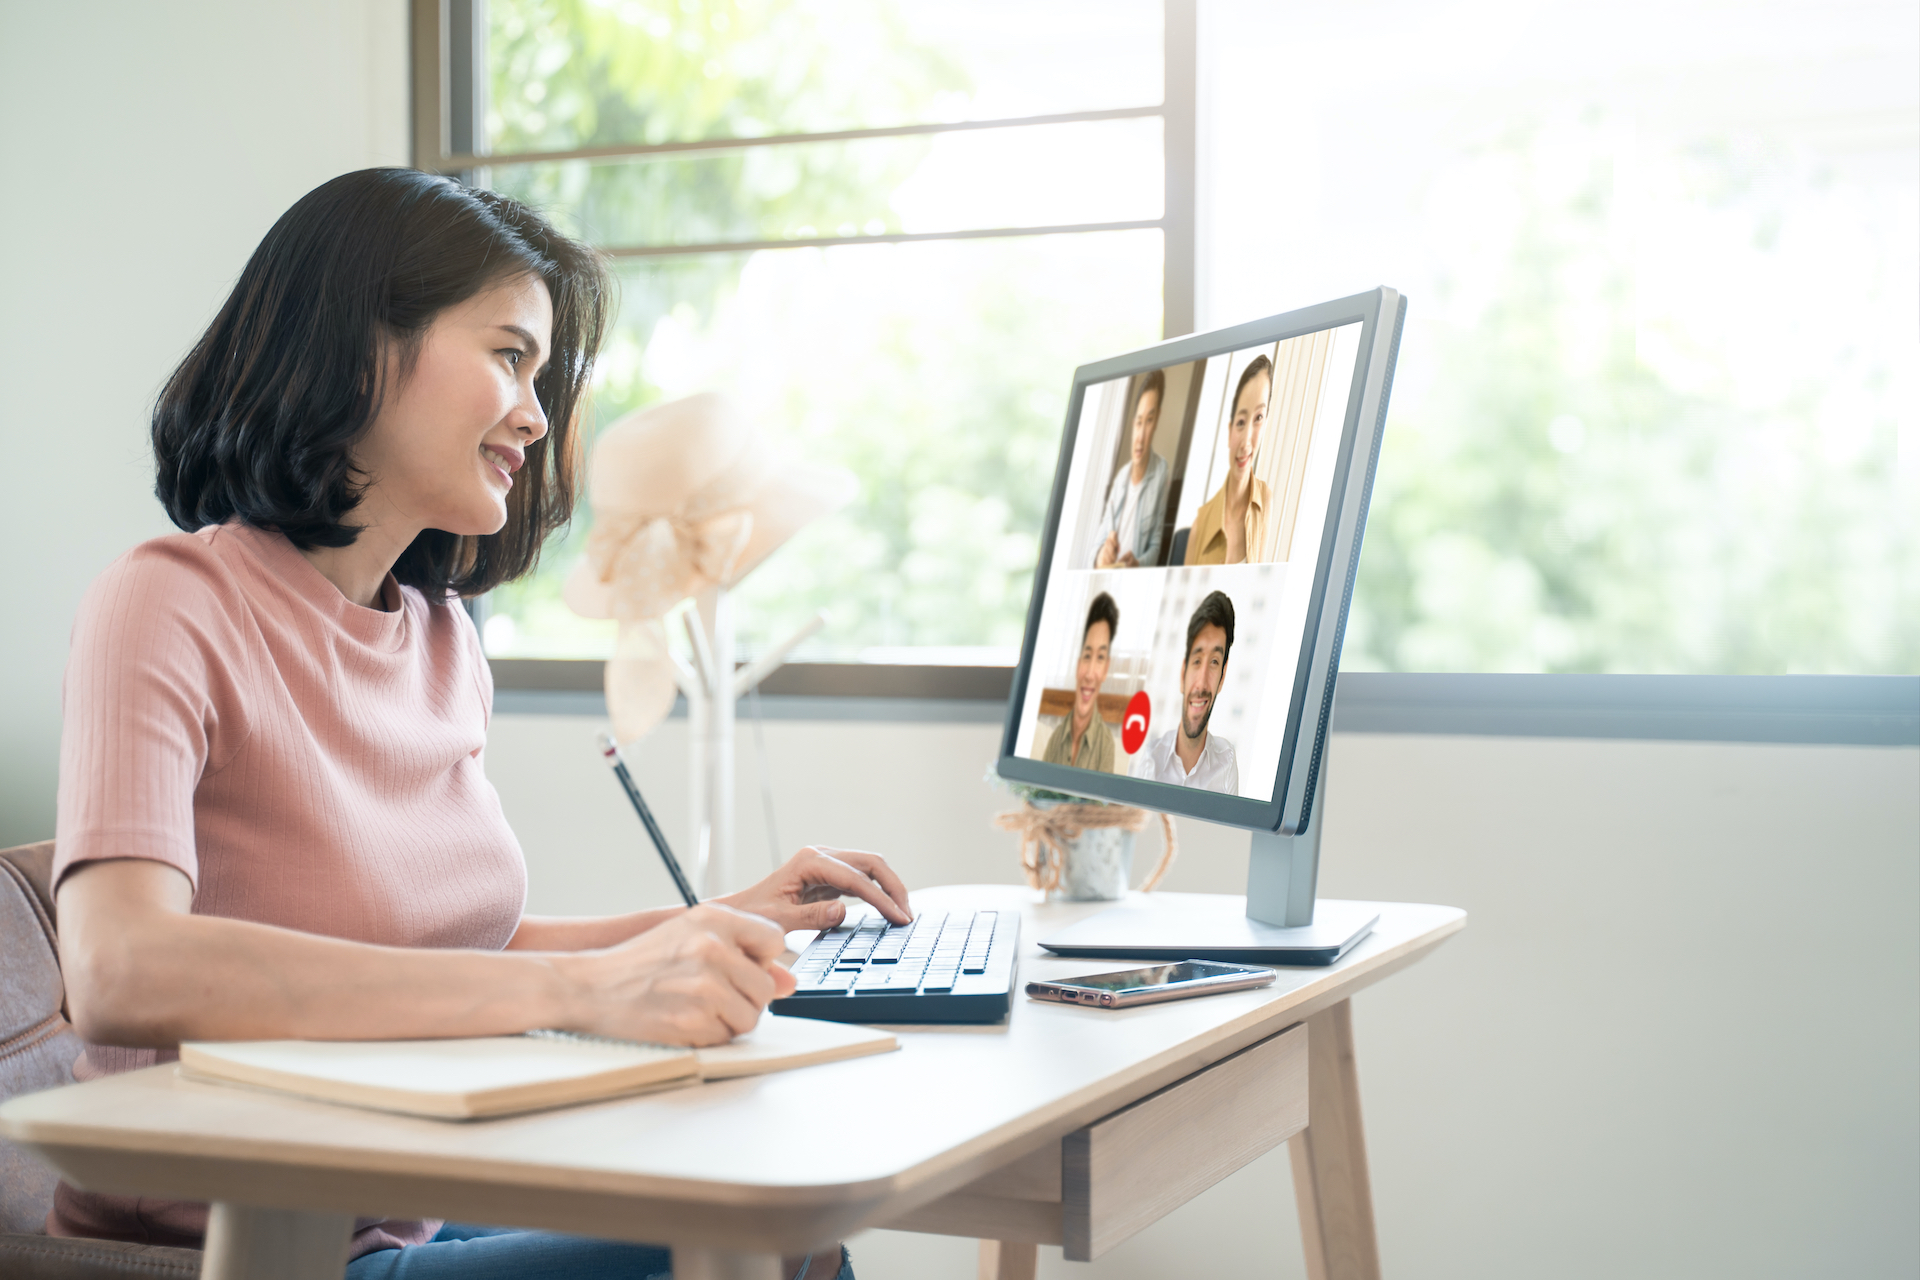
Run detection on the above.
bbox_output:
[500,348,524,368]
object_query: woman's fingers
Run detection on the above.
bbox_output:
[798,899,849,930]
[676,918,786,1037]
[810,848,912,922]
[790,849,911,924]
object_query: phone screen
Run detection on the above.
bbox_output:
[1067,961,1255,992]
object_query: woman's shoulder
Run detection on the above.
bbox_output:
[82,527,248,619]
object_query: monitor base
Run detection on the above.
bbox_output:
[1037,898,1379,967]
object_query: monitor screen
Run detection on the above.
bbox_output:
[1007,315,1370,806]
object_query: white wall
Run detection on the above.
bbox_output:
[487,716,1920,1279]
[0,0,409,846]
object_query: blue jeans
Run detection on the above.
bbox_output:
[345,1223,854,1280]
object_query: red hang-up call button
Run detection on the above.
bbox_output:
[1121,691,1151,754]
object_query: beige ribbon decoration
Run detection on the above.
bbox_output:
[993,803,1179,894]
[564,394,856,745]
[583,508,756,623]
[575,507,755,742]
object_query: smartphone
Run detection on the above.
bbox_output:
[1026,960,1276,1009]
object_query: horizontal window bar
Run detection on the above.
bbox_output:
[489,662,1919,745]
[494,690,1005,724]
[440,104,1166,172]
[489,115,1162,253]
[1332,674,1919,746]
[594,219,1164,259]
[489,660,1012,700]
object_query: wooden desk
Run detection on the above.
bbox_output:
[0,887,1463,1280]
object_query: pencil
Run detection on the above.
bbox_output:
[598,733,700,908]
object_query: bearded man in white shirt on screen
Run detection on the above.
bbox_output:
[1130,590,1239,794]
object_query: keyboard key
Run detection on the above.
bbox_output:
[854,972,915,994]
[800,971,857,993]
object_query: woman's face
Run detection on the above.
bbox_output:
[353,273,554,538]
[1075,619,1113,719]
[1130,387,1162,466]
[1228,370,1270,478]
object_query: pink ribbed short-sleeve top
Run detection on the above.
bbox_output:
[50,522,527,1256]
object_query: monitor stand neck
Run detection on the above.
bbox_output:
[1246,762,1326,929]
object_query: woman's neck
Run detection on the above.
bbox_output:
[298,512,420,610]
[1226,465,1253,509]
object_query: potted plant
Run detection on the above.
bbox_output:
[989,774,1178,902]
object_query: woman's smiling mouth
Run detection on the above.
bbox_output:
[482,443,524,486]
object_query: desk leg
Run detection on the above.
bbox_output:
[1289,999,1381,1280]
[978,1239,1038,1280]
[672,1246,785,1280]
[200,1203,353,1280]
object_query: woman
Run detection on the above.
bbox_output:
[1184,355,1273,565]
[1041,592,1119,772]
[51,169,891,1280]
[1093,369,1170,568]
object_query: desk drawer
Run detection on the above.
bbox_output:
[885,1021,1308,1260]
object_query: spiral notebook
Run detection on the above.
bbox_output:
[178,1015,896,1120]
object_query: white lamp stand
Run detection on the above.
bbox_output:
[666,589,825,896]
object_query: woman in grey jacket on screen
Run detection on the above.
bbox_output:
[1094,368,1170,568]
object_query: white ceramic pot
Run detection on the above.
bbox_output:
[1032,799,1134,902]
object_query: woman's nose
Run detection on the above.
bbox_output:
[511,392,549,442]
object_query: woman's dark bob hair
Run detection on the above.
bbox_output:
[153,167,611,598]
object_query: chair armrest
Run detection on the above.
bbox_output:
[0,1232,202,1279]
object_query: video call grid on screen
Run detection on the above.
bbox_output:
[1001,296,1394,826]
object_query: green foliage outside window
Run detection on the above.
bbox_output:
[1346,125,1917,674]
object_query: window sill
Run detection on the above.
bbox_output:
[488,661,1918,745]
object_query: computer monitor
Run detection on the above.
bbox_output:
[996,288,1406,964]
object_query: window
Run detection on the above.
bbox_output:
[413,0,1193,671]
[417,0,1916,684]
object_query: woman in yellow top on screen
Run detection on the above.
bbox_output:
[1185,354,1273,565]
[1041,592,1119,772]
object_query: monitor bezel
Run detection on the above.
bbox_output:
[996,287,1405,835]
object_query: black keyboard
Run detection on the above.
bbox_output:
[770,909,1021,1024]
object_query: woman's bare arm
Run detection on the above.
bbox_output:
[506,908,687,953]
[56,858,794,1049]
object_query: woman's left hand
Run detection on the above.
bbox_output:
[718,847,912,933]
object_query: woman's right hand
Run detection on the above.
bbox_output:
[555,903,797,1046]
